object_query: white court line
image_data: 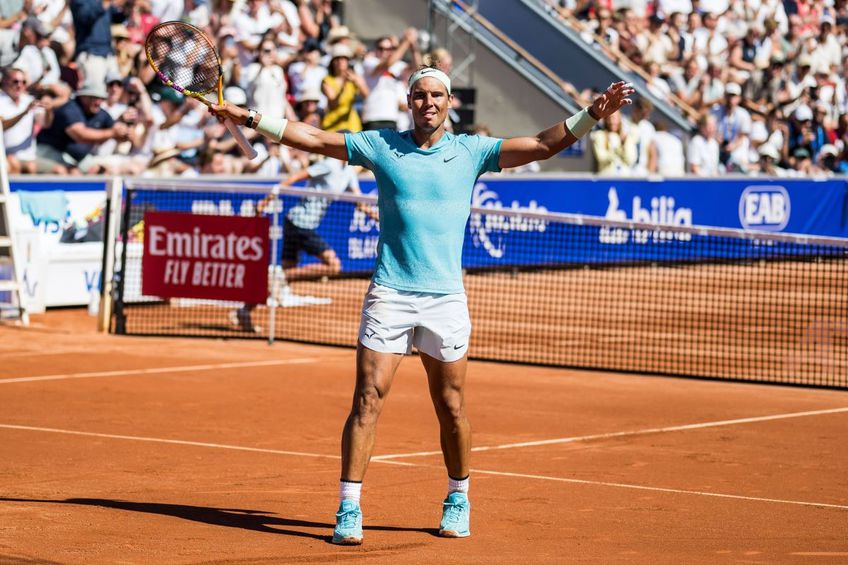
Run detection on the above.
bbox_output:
[0,358,318,384]
[0,424,340,460]
[1,423,844,510]
[372,407,848,461]
[466,468,848,510]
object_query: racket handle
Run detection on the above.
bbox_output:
[224,119,258,159]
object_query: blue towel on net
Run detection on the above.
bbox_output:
[17,190,69,225]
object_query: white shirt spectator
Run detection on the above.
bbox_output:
[0,89,36,161]
[243,62,289,118]
[361,56,407,125]
[185,1,210,28]
[14,44,60,86]
[644,33,674,65]
[693,29,729,60]
[150,0,185,24]
[612,0,649,17]
[653,131,686,176]
[814,33,841,68]
[702,77,725,108]
[687,134,721,176]
[714,104,752,169]
[275,0,301,33]
[671,74,700,101]
[656,0,692,17]
[234,5,284,67]
[287,60,327,106]
[0,0,23,67]
[698,0,729,15]
[631,118,655,175]
[753,0,788,33]
[35,0,72,44]
[272,0,301,54]
[646,75,673,101]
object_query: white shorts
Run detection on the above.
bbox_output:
[358,283,471,362]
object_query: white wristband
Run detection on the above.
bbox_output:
[565,107,598,138]
[256,116,289,142]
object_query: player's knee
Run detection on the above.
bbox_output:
[434,396,465,425]
[352,386,384,424]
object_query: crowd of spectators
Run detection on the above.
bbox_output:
[3,0,847,178]
[548,0,848,176]
[0,0,462,178]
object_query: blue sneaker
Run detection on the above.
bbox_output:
[332,500,363,545]
[438,492,471,538]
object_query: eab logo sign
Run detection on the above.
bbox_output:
[738,186,790,231]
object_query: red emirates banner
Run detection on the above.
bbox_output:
[142,212,269,303]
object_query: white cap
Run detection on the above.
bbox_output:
[224,85,247,106]
[794,104,813,121]
[819,144,839,157]
[758,144,780,160]
[725,83,742,96]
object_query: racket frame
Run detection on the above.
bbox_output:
[144,21,258,159]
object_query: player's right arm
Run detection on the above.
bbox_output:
[209,102,348,161]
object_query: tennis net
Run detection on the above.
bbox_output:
[108,179,848,389]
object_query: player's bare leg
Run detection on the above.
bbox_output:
[333,343,404,545]
[340,343,404,480]
[420,352,471,477]
[420,351,472,538]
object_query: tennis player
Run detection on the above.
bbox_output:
[212,67,634,544]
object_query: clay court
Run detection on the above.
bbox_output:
[1,309,846,564]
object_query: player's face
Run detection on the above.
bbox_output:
[408,77,451,133]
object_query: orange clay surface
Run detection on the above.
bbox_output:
[1,309,847,564]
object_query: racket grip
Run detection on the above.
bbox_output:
[224,119,258,159]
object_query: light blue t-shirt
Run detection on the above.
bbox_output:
[346,129,503,294]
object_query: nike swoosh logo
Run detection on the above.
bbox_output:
[453,344,466,350]
[444,154,458,162]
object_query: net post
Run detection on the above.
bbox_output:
[98,176,123,333]
[113,187,134,335]
[267,183,281,346]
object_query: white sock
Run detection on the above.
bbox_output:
[339,480,362,503]
[448,474,469,495]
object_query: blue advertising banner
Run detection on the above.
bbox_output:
[460,176,848,237]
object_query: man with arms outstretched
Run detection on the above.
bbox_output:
[212,68,634,544]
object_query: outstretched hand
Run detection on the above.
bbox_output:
[590,81,636,120]
[209,101,249,126]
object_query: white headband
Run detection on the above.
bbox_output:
[407,67,452,95]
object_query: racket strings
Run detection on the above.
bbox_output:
[146,23,219,94]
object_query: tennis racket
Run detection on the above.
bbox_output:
[145,21,258,159]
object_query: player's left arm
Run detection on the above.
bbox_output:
[498,81,635,169]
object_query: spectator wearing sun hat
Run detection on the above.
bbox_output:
[712,82,752,171]
[36,79,129,174]
[295,86,323,127]
[757,143,789,177]
[321,43,369,132]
